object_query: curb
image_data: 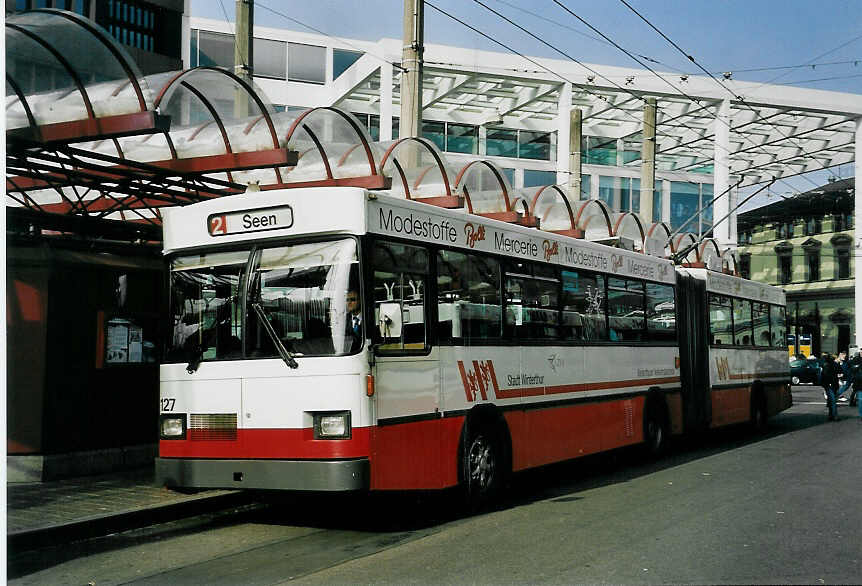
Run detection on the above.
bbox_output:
[8,491,252,552]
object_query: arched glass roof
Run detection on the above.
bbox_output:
[6,9,151,133]
[379,137,459,206]
[611,212,646,252]
[645,222,673,257]
[281,107,385,188]
[454,160,537,227]
[574,199,613,240]
[525,184,579,236]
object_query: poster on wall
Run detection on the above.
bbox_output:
[106,318,143,364]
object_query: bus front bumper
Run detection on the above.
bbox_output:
[156,457,369,491]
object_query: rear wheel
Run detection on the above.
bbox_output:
[461,422,502,511]
[643,398,669,457]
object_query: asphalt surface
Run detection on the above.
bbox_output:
[8,385,862,585]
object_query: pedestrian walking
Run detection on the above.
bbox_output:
[821,353,840,421]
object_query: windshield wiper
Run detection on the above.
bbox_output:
[251,302,299,369]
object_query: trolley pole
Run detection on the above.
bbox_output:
[234,0,254,118]
[400,0,424,139]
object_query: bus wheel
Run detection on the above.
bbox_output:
[643,399,669,458]
[462,423,501,511]
[750,390,768,431]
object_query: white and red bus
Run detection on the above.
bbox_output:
[156,186,791,503]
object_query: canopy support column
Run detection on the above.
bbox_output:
[380,63,393,142]
[713,98,732,247]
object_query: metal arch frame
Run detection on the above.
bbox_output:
[5,75,38,130]
[697,238,723,269]
[529,184,578,234]
[573,198,613,238]
[155,66,285,182]
[611,212,646,252]
[453,160,511,215]
[285,106,379,179]
[378,137,456,204]
[6,23,97,120]
[30,8,149,111]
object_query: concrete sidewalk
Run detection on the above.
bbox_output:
[7,467,248,551]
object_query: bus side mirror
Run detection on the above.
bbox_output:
[377,302,403,340]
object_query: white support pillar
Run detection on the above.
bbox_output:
[855,117,862,349]
[380,63,393,141]
[713,99,732,246]
[556,82,572,188]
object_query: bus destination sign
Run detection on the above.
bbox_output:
[208,205,294,237]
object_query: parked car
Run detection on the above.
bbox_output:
[790,358,820,385]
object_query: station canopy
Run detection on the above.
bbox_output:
[335,53,860,187]
[11,10,857,267]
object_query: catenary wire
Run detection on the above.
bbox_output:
[617,0,847,189]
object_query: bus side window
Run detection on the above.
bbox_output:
[373,241,429,351]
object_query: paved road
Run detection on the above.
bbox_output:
[10,386,861,585]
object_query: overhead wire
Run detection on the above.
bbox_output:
[617,0,849,190]
[255,2,406,72]
[464,0,815,200]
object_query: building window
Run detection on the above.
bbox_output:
[804,216,822,236]
[486,127,553,160]
[580,174,591,201]
[835,248,851,279]
[333,49,363,79]
[669,181,700,232]
[583,136,617,165]
[350,113,380,141]
[288,42,326,84]
[446,123,478,154]
[195,30,234,68]
[805,249,820,282]
[519,130,552,160]
[486,127,517,158]
[739,254,751,279]
[253,37,286,79]
[101,0,157,52]
[421,121,478,154]
[778,253,792,284]
[523,170,556,188]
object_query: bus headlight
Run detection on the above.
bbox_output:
[313,411,351,439]
[160,414,186,439]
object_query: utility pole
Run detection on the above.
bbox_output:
[400,0,423,139]
[640,97,656,223]
[234,0,254,118]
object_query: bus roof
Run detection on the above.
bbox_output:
[681,267,786,306]
[162,186,677,285]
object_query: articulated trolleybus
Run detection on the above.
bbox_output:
[156,186,791,503]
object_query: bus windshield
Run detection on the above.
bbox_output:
[166,238,360,364]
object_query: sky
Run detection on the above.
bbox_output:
[191,0,862,211]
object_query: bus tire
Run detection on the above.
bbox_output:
[643,395,669,458]
[460,420,503,512]
[750,388,768,431]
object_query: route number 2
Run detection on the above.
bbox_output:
[209,214,227,235]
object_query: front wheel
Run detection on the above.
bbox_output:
[461,423,502,511]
